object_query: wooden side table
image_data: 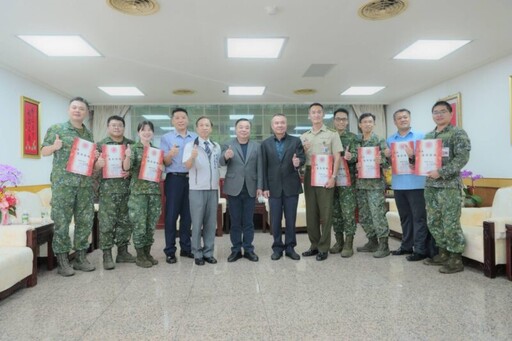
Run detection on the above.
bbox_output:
[34,222,55,271]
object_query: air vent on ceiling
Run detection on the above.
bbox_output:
[293,89,317,95]
[107,0,160,16]
[358,0,408,20]
[172,89,196,96]
[303,64,336,78]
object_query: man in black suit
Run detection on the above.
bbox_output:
[261,114,306,260]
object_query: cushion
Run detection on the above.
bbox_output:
[0,247,33,292]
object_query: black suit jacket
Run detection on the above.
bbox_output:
[261,134,305,198]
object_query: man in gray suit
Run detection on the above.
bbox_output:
[220,118,263,262]
[261,114,305,260]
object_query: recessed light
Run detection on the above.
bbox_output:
[142,115,170,120]
[227,38,286,58]
[18,35,101,57]
[228,86,265,96]
[229,115,255,120]
[341,86,385,96]
[160,127,175,131]
[99,87,144,96]
[394,40,471,60]
[294,126,311,131]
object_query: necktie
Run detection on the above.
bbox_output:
[204,141,212,158]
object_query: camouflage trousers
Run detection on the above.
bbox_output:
[51,185,94,254]
[332,186,357,236]
[128,193,161,249]
[99,192,132,250]
[424,187,465,253]
[356,189,389,239]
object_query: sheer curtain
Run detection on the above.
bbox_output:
[351,104,387,138]
[90,105,132,142]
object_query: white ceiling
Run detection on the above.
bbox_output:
[1,0,511,105]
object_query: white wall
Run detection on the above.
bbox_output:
[0,68,69,186]
[387,53,512,178]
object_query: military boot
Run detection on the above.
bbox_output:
[116,245,135,263]
[73,250,96,272]
[144,245,158,265]
[56,253,75,277]
[439,252,464,274]
[329,234,344,254]
[356,237,379,252]
[103,249,115,270]
[373,237,390,258]
[135,248,152,268]
[341,235,354,258]
[423,248,449,266]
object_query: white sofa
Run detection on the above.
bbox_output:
[265,191,307,232]
[0,225,37,299]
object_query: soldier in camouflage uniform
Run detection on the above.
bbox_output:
[123,121,162,268]
[95,115,135,270]
[423,101,470,274]
[41,97,97,277]
[355,113,391,258]
[330,109,358,258]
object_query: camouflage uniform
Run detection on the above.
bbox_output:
[97,137,135,250]
[128,142,162,249]
[424,125,470,254]
[332,131,358,237]
[42,121,95,254]
[356,133,389,239]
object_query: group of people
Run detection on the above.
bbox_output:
[42,97,470,277]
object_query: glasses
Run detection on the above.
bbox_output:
[432,110,449,116]
[109,124,125,128]
[334,118,348,122]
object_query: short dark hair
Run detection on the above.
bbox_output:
[195,116,213,127]
[393,108,411,120]
[107,115,125,127]
[334,108,349,118]
[172,107,188,117]
[432,101,452,113]
[69,96,89,110]
[235,118,251,127]
[309,102,323,110]
[137,120,154,132]
[358,112,375,123]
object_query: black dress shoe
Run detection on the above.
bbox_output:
[180,250,194,259]
[391,248,413,256]
[285,250,301,260]
[227,251,243,263]
[244,251,259,262]
[406,253,427,262]
[195,258,205,266]
[271,252,282,260]
[316,252,328,261]
[203,256,217,264]
[166,254,177,264]
[302,249,319,257]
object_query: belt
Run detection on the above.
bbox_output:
[170,172,189,177]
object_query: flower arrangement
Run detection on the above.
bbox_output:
[0,164,22,224]
[460,169,483,207]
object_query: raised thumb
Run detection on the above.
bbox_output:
[55,134,60,140]
[293,153,297,158]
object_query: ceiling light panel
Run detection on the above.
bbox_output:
[229,115,255,120]
[18,35,101,57]
[341,86,385,95]
[99,87,145,96]
[394,40,471,60]
[142,115,170,120]
[227,38,286,58]
[228,86,265,96]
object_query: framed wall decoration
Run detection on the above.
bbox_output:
[509,76,512,145]
[21,96,41,158]
[440,92,462,127]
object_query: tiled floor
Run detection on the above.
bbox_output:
[1,228,512,340]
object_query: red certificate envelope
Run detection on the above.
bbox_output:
[311,154,333,187]
[336,158,351,186]
[139,146,164,182]
[391,141,414,175]
[102,144,126,179]
[415,139,442,175]
[358,146,380,179]
[66,138,96,176]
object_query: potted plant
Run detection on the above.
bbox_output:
[460,169,483,207]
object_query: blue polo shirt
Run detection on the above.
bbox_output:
[160,130,197,173]
[386,129,426,190]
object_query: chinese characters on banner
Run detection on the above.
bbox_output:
[23,99,39,156]
[102,144,126,178]
[358,146,380,179]
[311,154,333,187]
[66,138,96,176]
[415,139,442,175]
[139,146,164,182]
[390,141,414,175]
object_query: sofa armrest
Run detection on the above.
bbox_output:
[460,207,492,226]
[484,217,512,238]
[0,224,33,247]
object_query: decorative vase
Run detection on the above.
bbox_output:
[1,210,11,225]
[467,186,475,195]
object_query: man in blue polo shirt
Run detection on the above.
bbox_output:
[161,108,197,264]
[385,109,431,261]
